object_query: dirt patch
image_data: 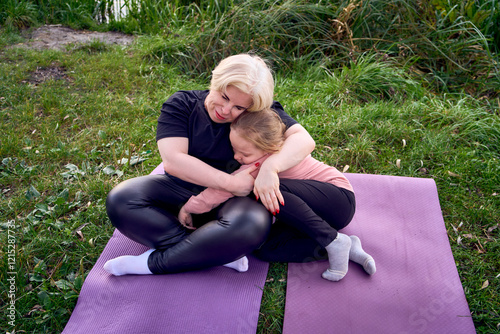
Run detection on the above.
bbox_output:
[14,24,135,51]
[24,65,72,86]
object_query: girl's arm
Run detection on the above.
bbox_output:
[178,158,265,229]
[253,124,315,213]
[157,137,258,196]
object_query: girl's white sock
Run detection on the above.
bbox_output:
[322,233,352,282]
[349,235,376,275]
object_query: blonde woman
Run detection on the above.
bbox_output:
[104,54,315,275]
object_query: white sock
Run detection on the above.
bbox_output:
[322,233,352,282]
[349,235,376,275]
[103,249,154,276]
[223,256,249,272]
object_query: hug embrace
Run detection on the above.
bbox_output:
[103,53,376,282]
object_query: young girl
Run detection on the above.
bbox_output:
[179,108,376,281]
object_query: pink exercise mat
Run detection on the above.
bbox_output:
[62,163,269,334]
[283,173,476,334]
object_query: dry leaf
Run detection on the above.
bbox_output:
[402,139,406,147]
[448,171,460,177]
[487,224,498,233]
[76,230,84,241]
[418,167,429,175]
[396,159,401,168]
[343,165,350,173]
[462,233,474,239]
[480,280,489,289]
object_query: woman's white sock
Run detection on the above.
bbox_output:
[223,256,249,272]
[103,249,154,276]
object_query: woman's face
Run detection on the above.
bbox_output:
[205,85,253,123]
[230,128,267,165]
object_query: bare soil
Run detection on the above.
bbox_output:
[14,24,135,51]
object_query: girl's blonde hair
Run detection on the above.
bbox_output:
[210,54,274,112]
[231,108,286,154]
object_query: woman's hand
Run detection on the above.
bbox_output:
[253,167,284,214]
[252,124,315,214]
[228,163,259,196]
[178,206,196,230]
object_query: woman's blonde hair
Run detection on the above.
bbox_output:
[231,108,286,154]
[210,54,274,112]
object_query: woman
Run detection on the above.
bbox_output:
[104,54,315,275]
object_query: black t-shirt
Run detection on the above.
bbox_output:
[156,90,297,175]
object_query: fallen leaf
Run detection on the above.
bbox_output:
[462,233,474,239]
[28,304,45,315]
[448,171,460,177]
[343,165,350,173]
[487,224,498,233]
[396,159,401,168]
[418,167,429,174]
[480,280,489,289]
[402,139,406,147]
[76,231,84,241]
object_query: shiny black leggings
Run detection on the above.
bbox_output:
[106,174,272,274]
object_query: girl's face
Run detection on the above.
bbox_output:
[205,85,253,124]
[230,128,267,165]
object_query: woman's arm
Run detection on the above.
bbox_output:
[253,124,315,213]
[158,137,257,196]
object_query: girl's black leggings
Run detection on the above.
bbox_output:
[254,179,356,263]
[105,174,272,274]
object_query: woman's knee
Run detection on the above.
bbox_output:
[218,197,272,245]
[106,177,145,228]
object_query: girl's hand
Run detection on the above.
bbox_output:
[253,168,284,215]
[178,206,196,230]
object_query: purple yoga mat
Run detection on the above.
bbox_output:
[63,163,269,334]
[283,173,476,334]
